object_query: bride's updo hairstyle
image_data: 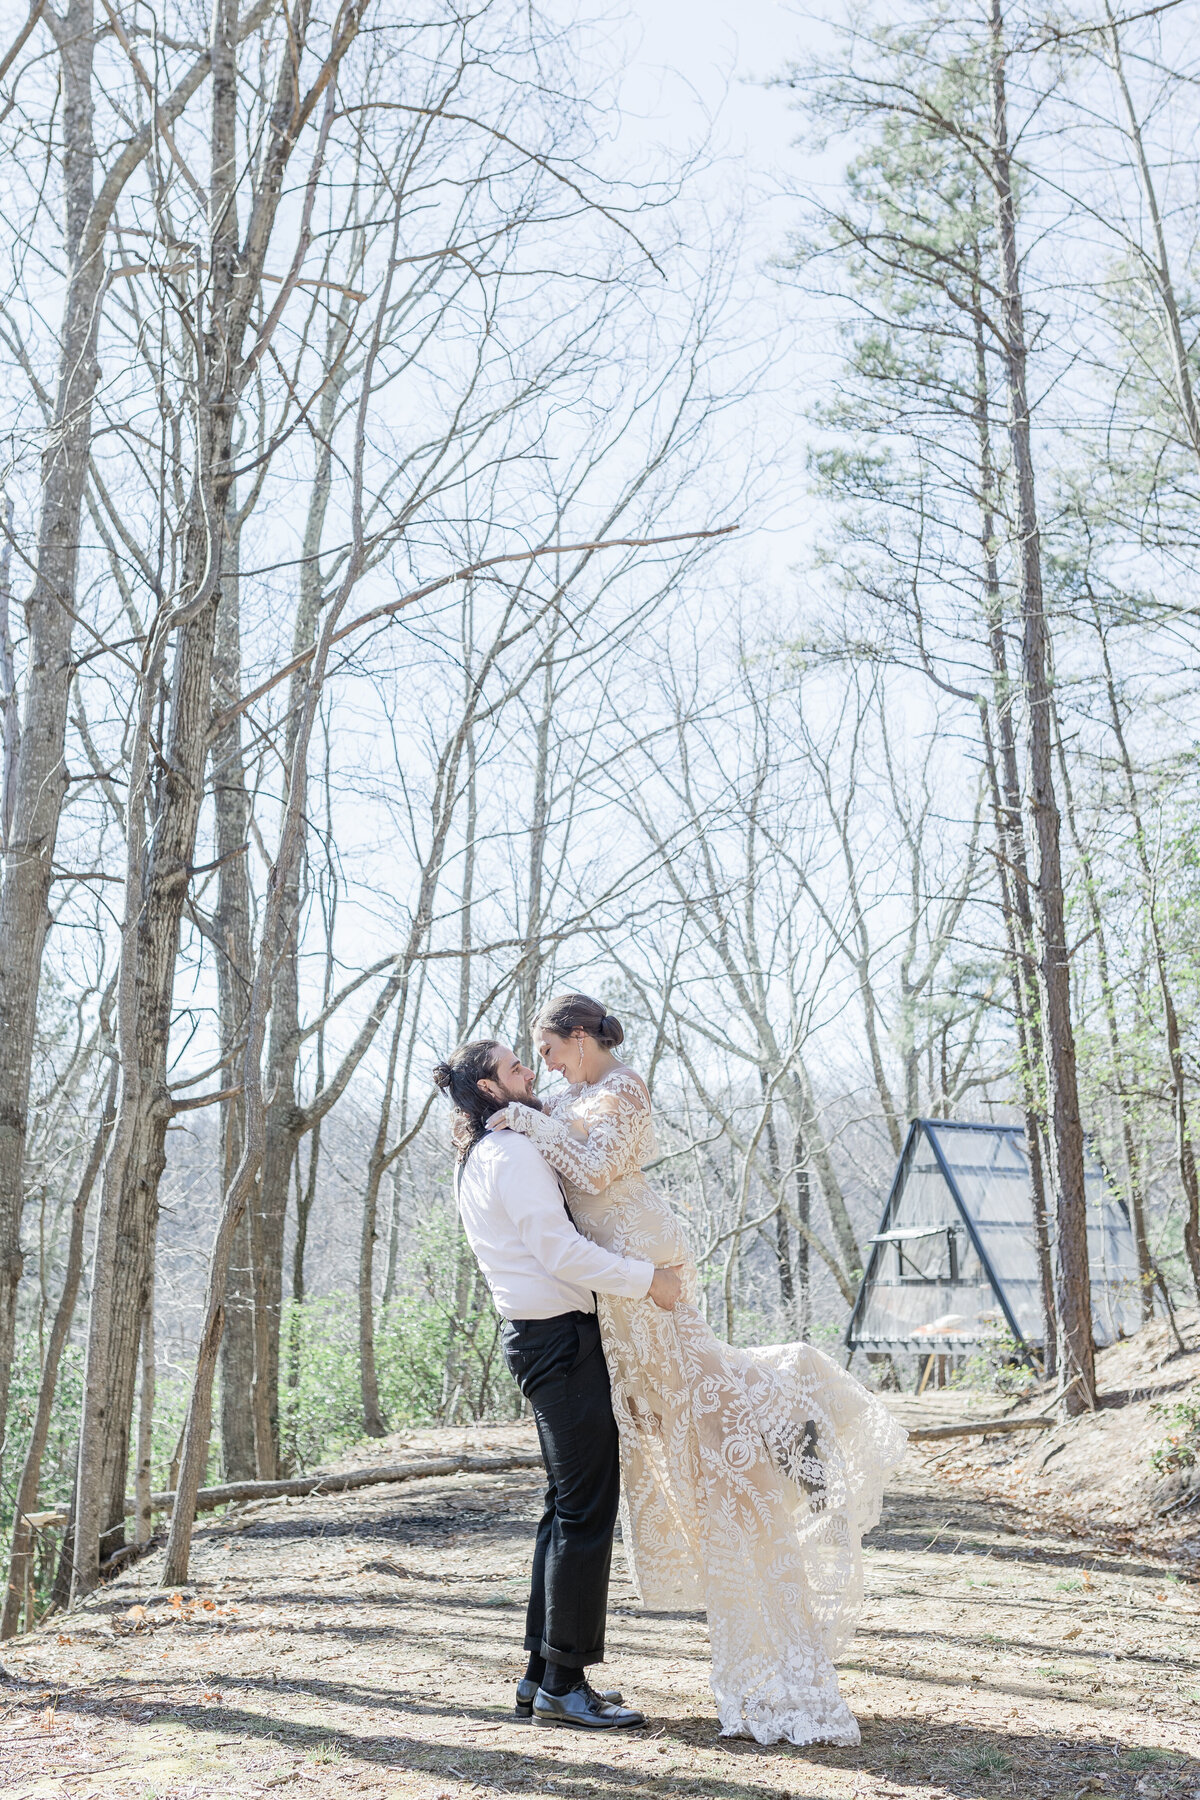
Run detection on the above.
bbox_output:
[534,992,624,1050]
[432,1040,503,1164]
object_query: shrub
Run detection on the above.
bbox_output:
[949,1331,1039,1396]
[1150,1394,1200,1475]
[278,1209,521,1471]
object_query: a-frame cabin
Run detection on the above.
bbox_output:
[846,1119,1147,1368]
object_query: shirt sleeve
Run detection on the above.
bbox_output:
[499,1136,654,1298]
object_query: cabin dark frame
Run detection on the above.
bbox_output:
[845,1118,1036,1363]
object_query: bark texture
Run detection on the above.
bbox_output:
[989,0,1094,1412]
[0,0,99,1471]
[211,517,257,1479]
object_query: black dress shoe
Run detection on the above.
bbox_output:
[532,1681,645,1730]
[514,1676,622,1718]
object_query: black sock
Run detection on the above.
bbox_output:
[523,1653,545,1688]
[542,1660,581,1697]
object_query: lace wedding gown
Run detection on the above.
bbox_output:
[493,1066,907,1746]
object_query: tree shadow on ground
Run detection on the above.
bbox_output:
[853,1620,1200,1675]
[867,1490,1176,1581]
[6,1671,1193,1800]
[230,1509,533,1546]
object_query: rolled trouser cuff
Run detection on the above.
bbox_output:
[540,1636,602,1668]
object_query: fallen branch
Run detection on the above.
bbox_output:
[99,1542,142,1577]
[1157,1486,1200,1519]
[42,1449,545,1525]
[910,1415,1056,1442]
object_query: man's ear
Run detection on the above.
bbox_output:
[478,1077,502,1104]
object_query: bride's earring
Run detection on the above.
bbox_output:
[577,1040,584,1077]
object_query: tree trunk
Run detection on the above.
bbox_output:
[759,1070,797,1331]
[84,505,233,1577]
[77,0,365,1546]
[1051,680,1155,1318]
[253,295,354,1477]
[360,1008,405,1437]
[1,1062,114,1638]
[211,514,257,1480]
[990,0,1094,1413]
[794,1166,811,1337]
[74,0,249,1594]
[134,1284,155,1548]
[162,53,377,1570]
[970,295,1058,1371]
[458,724,476,1038]
[287,1132,319,1392]
[287,775,335,1397]
[516,637,555,1061]
[257,724,462,1470]
[788,1062,861,1282]
[0,0,100,1475]
[0,0,238,1491]
[0,497,18,851]
[1094,620,1200,1299]
[980,701,1058,1370]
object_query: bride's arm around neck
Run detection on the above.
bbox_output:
[485,1067,651,1194]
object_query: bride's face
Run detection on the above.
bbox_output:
[536,1029,582,1080]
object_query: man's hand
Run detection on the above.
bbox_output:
[648,1265,684,1311]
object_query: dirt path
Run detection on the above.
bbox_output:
[3,1416,1199,1800]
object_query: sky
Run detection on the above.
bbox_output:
[622,0,807,165]
[607,0,838,583]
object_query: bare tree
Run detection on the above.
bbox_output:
[72,0,369,1597]
[0,0,273,1476]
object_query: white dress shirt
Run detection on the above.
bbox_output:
[456,1129,655,1320]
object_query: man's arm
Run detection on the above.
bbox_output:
[499,1135,657,1300]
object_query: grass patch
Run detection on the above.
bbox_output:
[305,1741,345,1767]
[952,1746,1013,1775]
[1124,1746,1175,1769]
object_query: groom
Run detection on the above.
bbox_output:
[433,1039,681,1730]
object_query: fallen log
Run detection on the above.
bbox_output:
[910,1414,1055,1442]
[44,1450,547,1527]
[138,1449,546,1515]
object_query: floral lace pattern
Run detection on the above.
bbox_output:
[494,1068,908,1747]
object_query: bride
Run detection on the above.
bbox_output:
[487,990,907,1747]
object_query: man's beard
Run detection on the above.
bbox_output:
[508,1092,544,1114]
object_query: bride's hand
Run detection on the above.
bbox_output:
[486,1107,513,1131]
[648,1265,684,1311]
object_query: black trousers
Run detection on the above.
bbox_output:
[502,1309,620,1669]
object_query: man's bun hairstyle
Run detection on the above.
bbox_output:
[432,1040,503,1163]
[534,992,624,1050]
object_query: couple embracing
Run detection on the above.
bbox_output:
[433,992,906,1746]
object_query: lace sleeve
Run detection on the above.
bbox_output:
[491,1079,648,1194]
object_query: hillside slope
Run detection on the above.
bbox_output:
[933,1309,1200,1558]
